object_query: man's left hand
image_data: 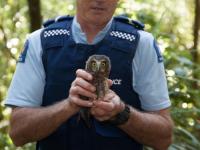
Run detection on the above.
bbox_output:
[90,90,125,121]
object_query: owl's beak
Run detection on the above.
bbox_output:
[97,64,100,72]
[96,62,101,72]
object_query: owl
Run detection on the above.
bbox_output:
[80,55,111,127]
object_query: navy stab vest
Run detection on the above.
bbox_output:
[37,16,144,150]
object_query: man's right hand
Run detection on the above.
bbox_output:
[68,69,97,112]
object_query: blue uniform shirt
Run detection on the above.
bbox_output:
[5,16,171,111]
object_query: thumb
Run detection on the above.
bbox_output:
[107,79,113,87]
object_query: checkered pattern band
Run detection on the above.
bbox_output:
[110,31,135,42]
[44,29,70,38]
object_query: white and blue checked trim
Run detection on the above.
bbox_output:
[110,31,135,42]
[44,29,70,38]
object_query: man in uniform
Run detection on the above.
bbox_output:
[5,0,173,150]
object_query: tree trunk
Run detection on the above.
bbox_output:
[192,0,200,87]
[27,0,42,32]
[192,0,200,63]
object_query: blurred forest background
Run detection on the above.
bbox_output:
[0,0,200,149]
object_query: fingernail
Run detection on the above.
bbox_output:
[88,102,93,106]
[91,87,96,92]
[88,75,92,80]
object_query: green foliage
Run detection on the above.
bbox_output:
[0,0,200,149]
[0,0,28,149]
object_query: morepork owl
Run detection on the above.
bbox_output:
[80,55,111,127]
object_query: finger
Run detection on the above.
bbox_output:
[74,77,96,92]
[70,86,96,99]
[70,96,93,107]
[103,92,115,102]
[107,79,113,87]
[94,101,114,112]
[91,107,106,117]
[76,69,93,81]
[95,116,111,122]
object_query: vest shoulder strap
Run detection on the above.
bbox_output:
[41,15,73,73]
[42,15,73,28]
[114,15,145,30]
[41,15,73,49]
[111,16,141,61]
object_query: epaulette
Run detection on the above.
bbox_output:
[43,15,73,28]
[114,15,145,30]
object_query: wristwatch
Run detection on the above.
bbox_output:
[104,104,131,126]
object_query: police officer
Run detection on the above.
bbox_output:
[5,0,173,150]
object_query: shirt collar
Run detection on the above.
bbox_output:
[72,16,113,45]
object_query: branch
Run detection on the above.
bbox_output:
[0,24,17,60]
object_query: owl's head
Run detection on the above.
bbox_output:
[86,55,111,77]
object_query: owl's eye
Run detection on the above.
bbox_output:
[92,62,96,67]
[101,62,106,66]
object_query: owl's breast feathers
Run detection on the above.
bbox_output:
[92,74,109,99]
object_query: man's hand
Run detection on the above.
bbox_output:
[91,90,125,121]
[68,69,97,111]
